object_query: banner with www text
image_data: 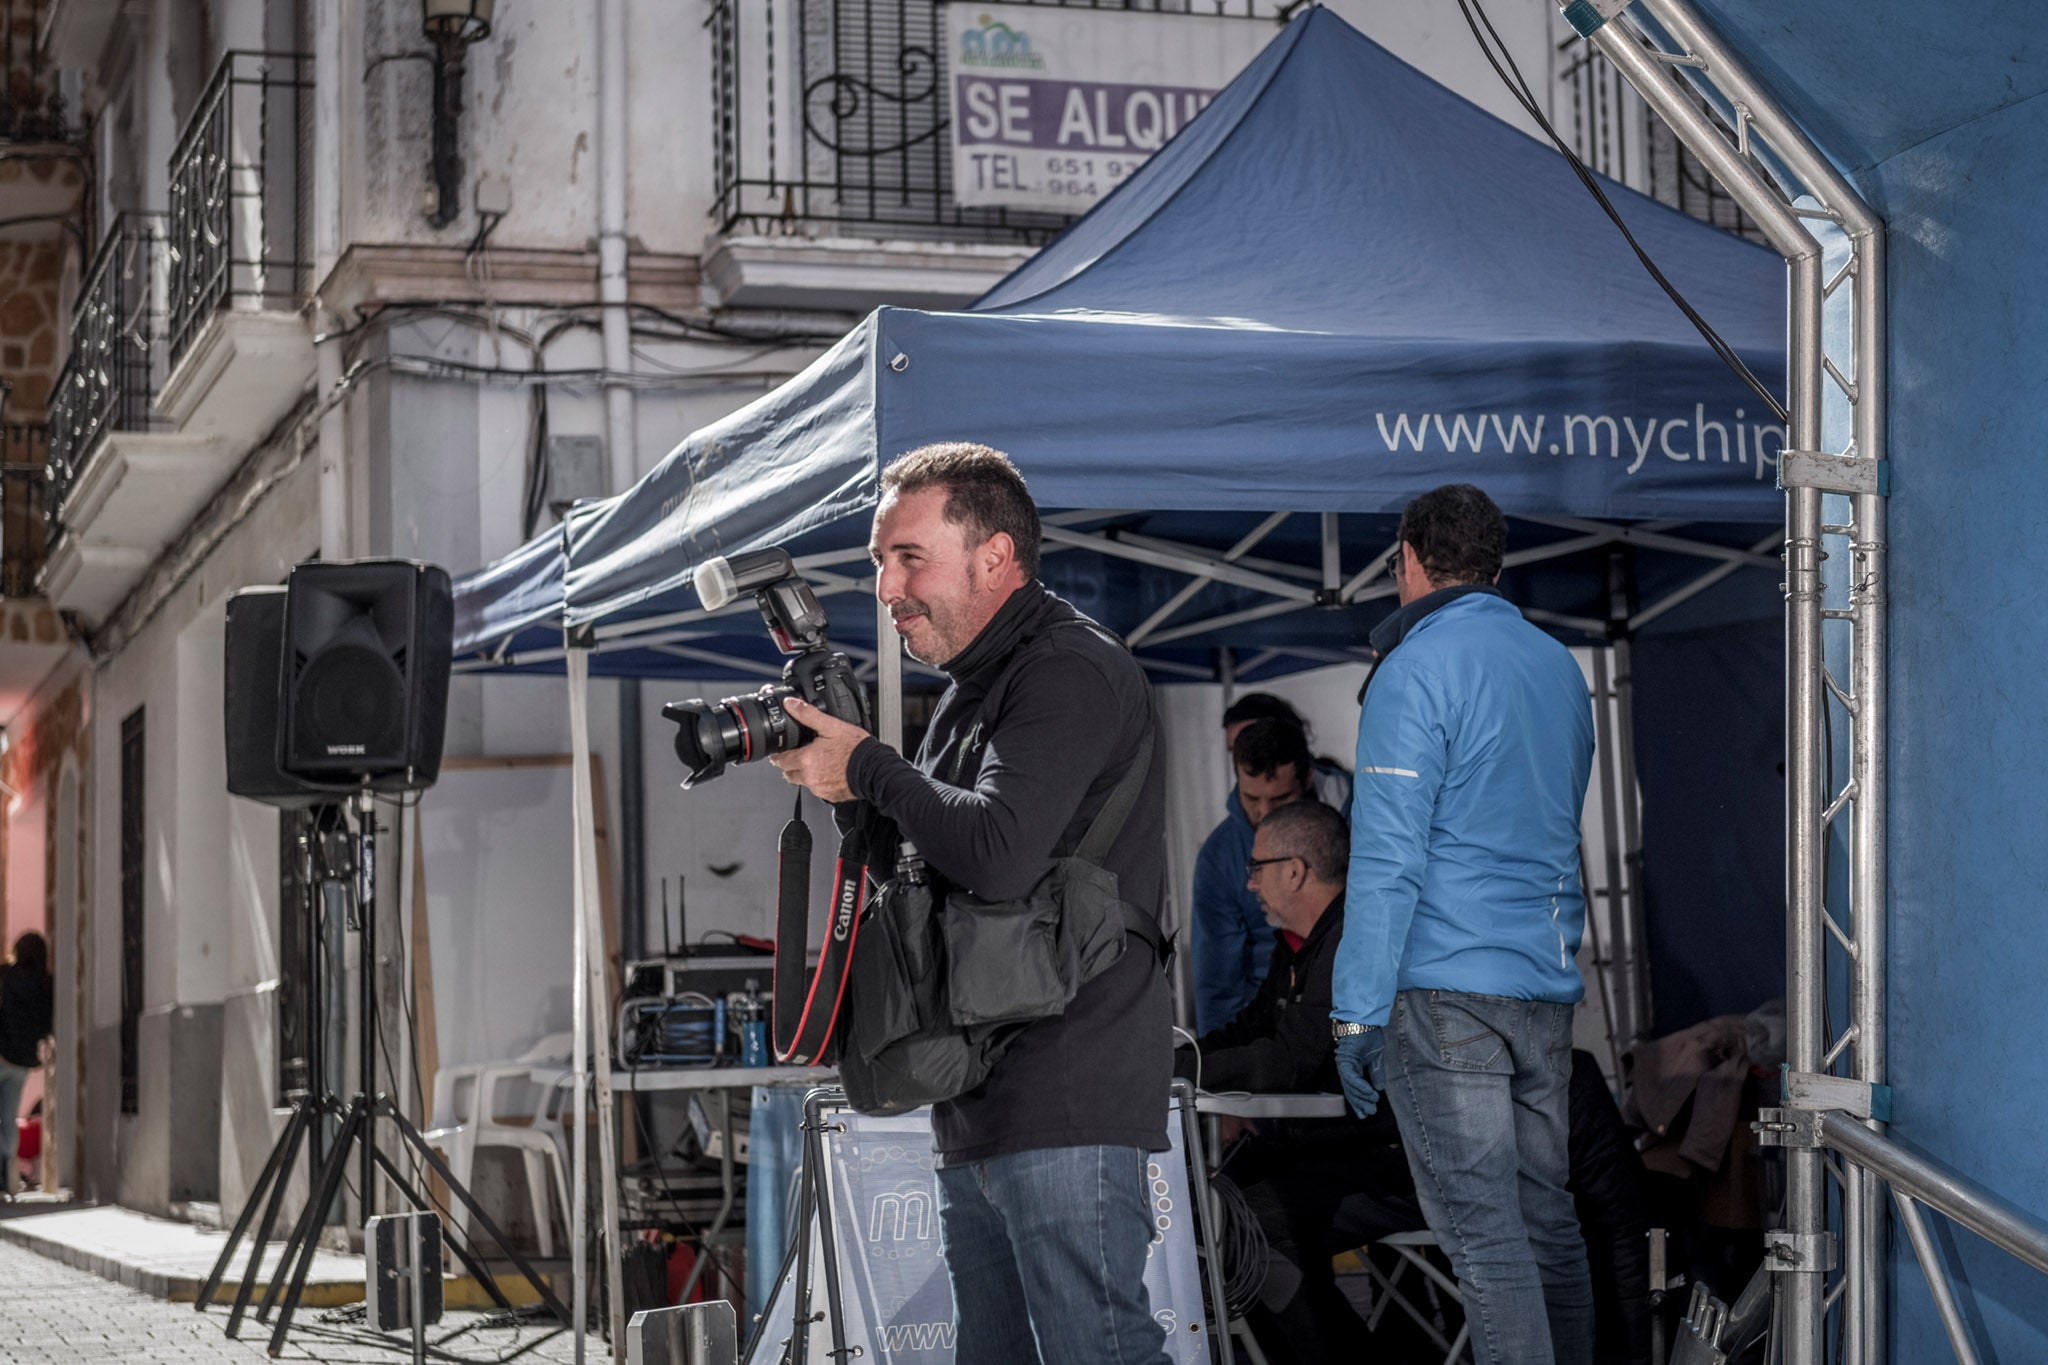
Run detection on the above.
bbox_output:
[945,3,1275,214]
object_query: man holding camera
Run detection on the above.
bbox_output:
[770,442,1173,1365]
[1333,483,1597,1365]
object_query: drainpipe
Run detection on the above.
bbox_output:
[597,0,635,497]
[314,0,350,560]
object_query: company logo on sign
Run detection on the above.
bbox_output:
[326,743,367,756]
[958,16,1045,69]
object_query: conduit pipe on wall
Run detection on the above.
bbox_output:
[598,0,636,498]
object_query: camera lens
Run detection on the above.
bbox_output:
[661,685,805,788]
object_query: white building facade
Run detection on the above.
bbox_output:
[0,0,1732,1228]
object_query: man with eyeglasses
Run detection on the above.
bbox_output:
[1191,716,1335,1033]
[1333,483,1598,1365]
[1176,801,1422,1361]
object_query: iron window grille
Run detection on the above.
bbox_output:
[0,0,71,142]
[44,212,167,537]
[1,424,48,598]
[708,0,1285,243]
[165,50,314,370]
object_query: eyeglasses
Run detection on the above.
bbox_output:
[1383,546,1403,583]
[1245,854,1300,879]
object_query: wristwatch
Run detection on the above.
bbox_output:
[1332,1020,1379,1039]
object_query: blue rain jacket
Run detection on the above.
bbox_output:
[1335,593,1594,1026]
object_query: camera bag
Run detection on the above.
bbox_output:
[837,622,1166,1115]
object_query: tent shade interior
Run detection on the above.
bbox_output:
[450,7,1790,1029]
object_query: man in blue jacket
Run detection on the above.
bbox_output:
[1193,701,1353,1033]
[1332,484,1596,1365]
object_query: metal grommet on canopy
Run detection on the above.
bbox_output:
[889,352,909,372]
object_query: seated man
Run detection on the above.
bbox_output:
[1192,717,1340,1033]
[1180,801,1652,1363]
[1177,801,1416,1361]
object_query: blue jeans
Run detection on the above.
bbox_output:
[1383,990,1594,1365]
[0,1061,28,1191]
[936,1145,1170,1365]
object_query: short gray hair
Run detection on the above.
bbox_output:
[1257,800,1347,882]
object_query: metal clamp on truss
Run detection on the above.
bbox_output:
[1780,1067,1894,1121]
[1778,449,1891,497]
[1560,0,1633,37]
[1764,1229,1839,1274]
[1753,1106,1825,1149]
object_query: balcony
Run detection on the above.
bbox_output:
[157,51,315,444]
[2,425,47,599]
[706,0,1065,310]
[705,0,1281,311]
[42,213,235,625]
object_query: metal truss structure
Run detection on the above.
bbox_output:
[1563,1,2048,1362]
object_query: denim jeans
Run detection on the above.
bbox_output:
[935,1144,1171,1365]
[1382,989,1594,1365]
[0,1060,28,1192]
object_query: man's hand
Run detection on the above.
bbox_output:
[769,695,868,803]
[1334,1028,1387,1119]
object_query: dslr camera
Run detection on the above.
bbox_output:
[661,548,872,788]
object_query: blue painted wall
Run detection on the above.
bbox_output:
[1692,3,2048,1356]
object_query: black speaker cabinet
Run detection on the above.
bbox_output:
[278,560,453,792]
[224,587,333,809]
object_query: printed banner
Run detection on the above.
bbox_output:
[945,3,1274,214]
[806,1102,1212,1363]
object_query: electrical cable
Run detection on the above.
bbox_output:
[1204,1151,1271,1317]
[1459,0,1790,426]
[1171,1024,1202,1095]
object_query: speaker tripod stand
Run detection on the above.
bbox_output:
[197,791,571,1354]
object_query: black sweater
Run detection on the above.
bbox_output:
[1187,893,1346,1095]
[845,581,1171,1162]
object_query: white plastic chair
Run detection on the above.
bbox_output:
[422,1032,574,1257]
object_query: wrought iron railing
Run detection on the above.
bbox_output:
[709,0,1285,242]
[0,0,70,142]
[1,425,48,597]
[165,50,313,369]
[45,213,167,533]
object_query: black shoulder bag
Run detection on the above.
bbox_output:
[836,720,1162,1116]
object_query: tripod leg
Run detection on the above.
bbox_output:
[384,1107,571,1324]
[199,1099,307,1311]
[220,1105,311,1338]
[367,1143,516,1313]
[253,1101,347,1326]
[266,1098,366,1357]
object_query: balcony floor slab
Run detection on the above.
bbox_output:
[40,536,152,626]
[702,235,1036,313]
[59,431,234,551]
[156,308,314,445]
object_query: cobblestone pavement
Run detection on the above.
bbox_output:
[0,1240,589,1365]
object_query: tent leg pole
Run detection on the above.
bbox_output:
[568,648,627,1360]
[1588,649,1632,1052]
[1612,632,1650,1045]
[568,650,590,1363]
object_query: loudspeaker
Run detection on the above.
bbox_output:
[224,587,332,809]
[278,560,453,792]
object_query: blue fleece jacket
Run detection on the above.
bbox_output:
[1335,593,1594,1027]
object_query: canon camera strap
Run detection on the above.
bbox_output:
[772,795,868,1065]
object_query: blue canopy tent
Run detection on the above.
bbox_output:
[456,0,1790,1023]
[451,8,1796,1333]
[456,7,1787,681]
